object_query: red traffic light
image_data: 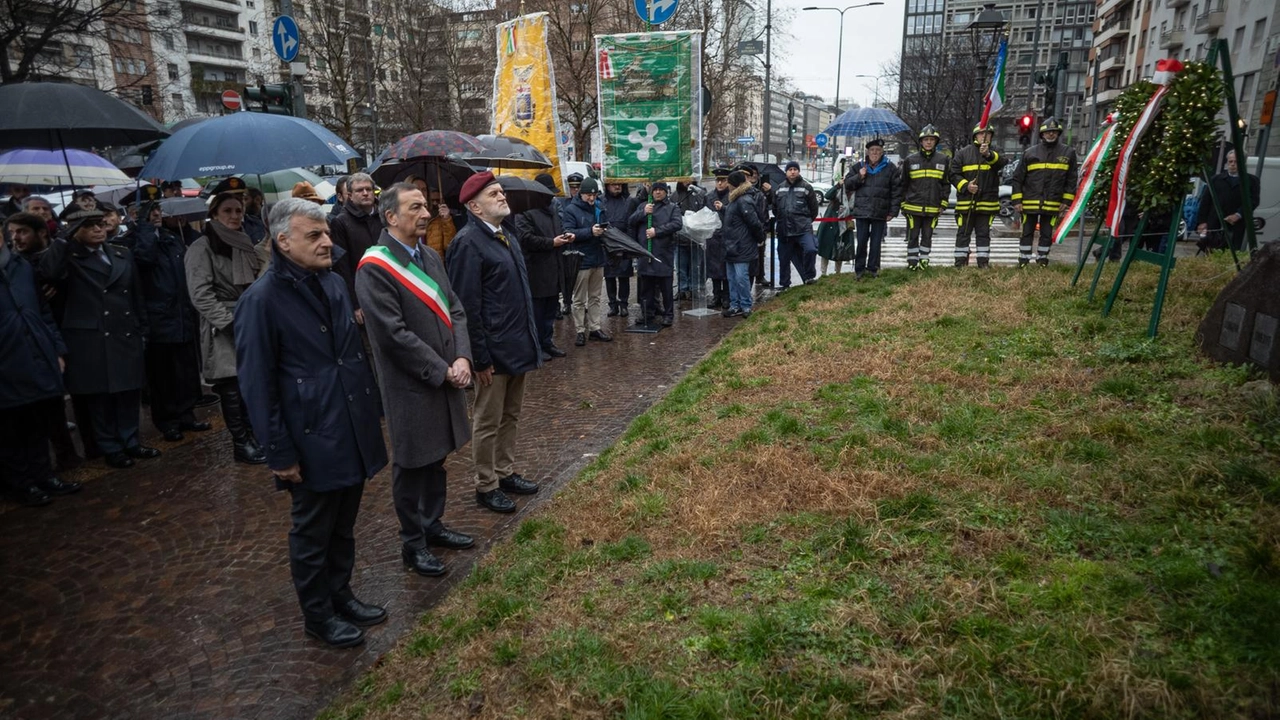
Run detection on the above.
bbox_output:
[1018,114,1034,132]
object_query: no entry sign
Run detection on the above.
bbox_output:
[221,90,242,111]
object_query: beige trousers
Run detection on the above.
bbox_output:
[471,372,526,491]
[572,266,605,333]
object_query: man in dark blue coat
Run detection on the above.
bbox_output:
[558,177,612,347]
[446,172,543,515]
[600,182,637,317]
[628,182,684,327]
[235,198,390,649]
[0,239,82,506]
[131,203,211,441]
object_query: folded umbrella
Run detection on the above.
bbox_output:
[600,226,657,262]
[139,113,359,179]
[496,175,555,215]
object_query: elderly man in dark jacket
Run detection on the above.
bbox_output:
[1196,150,1260,253]
[235,198,389,649]
[0,241,82,506]
[356,183,475,578]
[517,174,575,359]
[600,182,637,317]
[42,208,161,469]
[704,169,732,309]
[559,177,612,346]
[629,181,684,327]
[722,171,765,318]
[772,160,820,289]
[845,138,903,280]
[446,172,543,515]
[131,207,211,441]
[329,172,382,319]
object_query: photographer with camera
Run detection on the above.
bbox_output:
[559,178,612,347]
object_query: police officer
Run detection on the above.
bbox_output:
[949,124,1008,267]
[900,125,951,270]
[1011,117,1078,266]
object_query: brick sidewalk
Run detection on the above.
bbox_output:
[0,307,736,720]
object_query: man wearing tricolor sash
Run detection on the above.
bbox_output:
[355,183,475,579]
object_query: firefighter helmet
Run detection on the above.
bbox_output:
[971,124,995,138]
[918,124,941,141]
[1038,117,1064,135]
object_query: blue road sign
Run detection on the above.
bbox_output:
[815,133,828,148]
[634,0,679,24]
[272,15,300,63]
[736,135,755,144]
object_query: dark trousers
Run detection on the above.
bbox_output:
[531,296,558,351]
[905,213,938,265]
[0,397,58,494]
[145,340,202,432]
[77,390,141,455]
[777,232,817,287]
[855,219,887,274]
[605,276,631,305]
[70,394,101,458]
[638,275,673,322]
[392,459,447,550]
[288,481,364,622]
[1019,213,1057,261]
[954,212,994,262]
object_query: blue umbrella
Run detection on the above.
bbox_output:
[822,107,911,138]
[139,113,359,180]
[0,147,131,186]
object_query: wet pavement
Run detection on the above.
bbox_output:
[0,303,736,720]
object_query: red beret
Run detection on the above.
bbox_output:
[459,171,499,205]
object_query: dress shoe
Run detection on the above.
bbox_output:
[234,440,268,465]
[11,485,51,507]
[427,528,475,549]
[304,616,365,648]
[499,473,540,495]
[162,429,184,442]
[39,477,82,496]
[195,393,221,408]
[546,344,567,358]
[661,315,674,327]
[334,597,387,627]
[588,329,612,342]
[104,452,135,469]
[607,303,620,317]
[401,546,447,576]
[575,332,586,347]
[476,488,518,513]
[619,305,629,317]
[125,445,161,459]
[541,352,553,362]
[180,420,213,432]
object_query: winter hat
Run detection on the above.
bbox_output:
[651,181,670,193]
[728,171,746,188]
[784,160,800,171]
[459,171,499,205]
[578,177,601,194]
[533,173,558,192]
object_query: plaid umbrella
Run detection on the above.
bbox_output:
[369,158,475,197]
[464,135,552,170]
[383,130,486,162]
[822,107,911,138]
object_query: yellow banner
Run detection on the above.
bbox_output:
[492,13,567,194]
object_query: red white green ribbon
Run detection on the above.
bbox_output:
[1053,121,1119,244]
[357,245,452,329]
[1105,85,1168,235]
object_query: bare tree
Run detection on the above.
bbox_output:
[884,36,985,155]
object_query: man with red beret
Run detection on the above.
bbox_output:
[445,172,543,514]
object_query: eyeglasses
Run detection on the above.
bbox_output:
[81,219,105,228]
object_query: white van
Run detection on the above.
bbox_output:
[563,161,598,180]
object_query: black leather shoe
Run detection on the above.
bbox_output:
[607,303,619,317]
[39,477,82,496]
[233,441,268,465]
[11,485,51,507]
[180,420,213,432]
[476,488,518,513]
[661,315,674,327]
[105,452,135,469]
[541,352,553,362]
[575,332,586,347]
[401,547,447,576]
[304,616,365,648]
[619,306,629,317]
[195,393,221,408]
[588,329,613,342]
[162,429,184,442]
[125,445,161,459]
[546,344,567,358]
[499,473,540,495]
[334,597,387,627]
[427,528,475,550]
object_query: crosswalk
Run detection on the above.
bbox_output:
[807,212,1034,270]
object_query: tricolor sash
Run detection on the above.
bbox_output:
[358,245,452,329]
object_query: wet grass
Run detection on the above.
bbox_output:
[320,254,1280,720]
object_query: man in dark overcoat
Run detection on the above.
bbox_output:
[1196,149,1261,253]
[628,181,684,327]
[235,198,389,648]
[356,184,475,578]
[41,208,160,469]
[516,174,574,360]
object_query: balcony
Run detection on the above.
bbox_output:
[181,0,241,10]
[1097,0,1131,19]
[184,21,246,42]
[1194,5,1224,33]
[1160,27,1185,49]
[1167,0,1189,8]
[1098,54,1126,74]
[186,50,247,69]
[1095,87,1124,104]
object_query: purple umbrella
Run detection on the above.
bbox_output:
[0,147,131,187]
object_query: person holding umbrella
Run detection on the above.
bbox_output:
[949,124,1007,267]
[185,190,269,465]
[628,181,683,327]
[845,139,903,281]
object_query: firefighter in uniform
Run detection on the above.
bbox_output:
[1011,117,1078,266]
[899,124,950,270]
[949,124,1007,267]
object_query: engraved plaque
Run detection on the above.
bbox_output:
[1219,303,1246,351]
[1250,313,1277,366]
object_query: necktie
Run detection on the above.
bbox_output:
[494,229,509,247]
[412,250,426,272]
[96,248,111,267]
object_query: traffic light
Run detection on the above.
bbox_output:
[1018,113,1035,145]
[244,84,293,115]
[140,85,153,106]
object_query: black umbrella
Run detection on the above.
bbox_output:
[370,158,475,197]
[496,175,555,215]
[0,82,169,150]
[465,135,553,170]
[601,226,658,262]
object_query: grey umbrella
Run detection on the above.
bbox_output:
[464,135,553,171]
[496,175,555,215]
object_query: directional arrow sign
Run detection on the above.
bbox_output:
[736,136,755,144]
[634,0,679,24]
[272,15,300,63]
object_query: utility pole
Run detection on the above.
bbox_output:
[762,0,772,162]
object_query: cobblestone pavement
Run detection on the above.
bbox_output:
[0,305,736,720]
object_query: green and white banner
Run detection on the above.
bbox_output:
[595,30,703,183]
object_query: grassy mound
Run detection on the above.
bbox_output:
[324,255,1280,720]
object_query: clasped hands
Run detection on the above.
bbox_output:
[445,357,472,388]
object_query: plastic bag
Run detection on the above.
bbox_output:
[681,207,722,246]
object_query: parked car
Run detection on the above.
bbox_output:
[563,160,599,181]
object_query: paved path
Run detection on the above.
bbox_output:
[0,308,736,720]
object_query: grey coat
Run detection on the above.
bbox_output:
[355,231,473,468]
[184,234,268,381]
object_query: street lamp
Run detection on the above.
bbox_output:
[802,2,885,113]
[966,3,1007,125]
[852,73,881,108]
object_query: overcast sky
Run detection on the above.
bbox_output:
[771,0,905,108]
